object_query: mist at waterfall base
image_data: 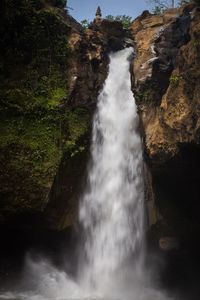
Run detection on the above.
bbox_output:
[0,48,172,300]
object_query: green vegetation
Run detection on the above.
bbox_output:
[137,89,151,103]
[80,14,132,30]
[146,0,175,9]
[0,106,90,215]
[192,39,200,47]
[180,0,200,5]
[152,4,166,14]
[105,15,133,29]
[64,108,90,157]
[0,0,90,217]
[147,0,200,15]
[80,19,90,30]
[146,0,176,14]
[169,74,183,86]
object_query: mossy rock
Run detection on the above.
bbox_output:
[0,106,90,223]
[0,0,91,227]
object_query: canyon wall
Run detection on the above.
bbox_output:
[131,4,200,249]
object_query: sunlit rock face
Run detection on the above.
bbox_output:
[67,27,109,108]
[131,4,200,163]
[131,5,200,254]
[67,18,127,108]
[131,9,179,95]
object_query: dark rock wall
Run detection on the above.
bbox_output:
[0,0,72,226]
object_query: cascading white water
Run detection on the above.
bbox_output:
[79,47,145,291]
[0,48,172,300]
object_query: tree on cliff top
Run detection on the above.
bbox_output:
[146,0,177,14]
[147,0,175,8]
[147,0,199,14]
[180,0,200,4]
[105,15,132,29]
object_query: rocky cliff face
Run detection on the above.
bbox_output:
[131,4,200,248]
[132,5,199,162]
[45,17,130,229]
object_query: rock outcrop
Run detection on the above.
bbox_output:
[67,18,127,107]
[131,5,199,162]
[131,5,200,247]
[45,16,130,229]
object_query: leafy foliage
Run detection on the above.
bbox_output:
[147,0,199,14]
[146,0,177,14]
[169,74,183,86]
[80,19,90,30]
[152,4,166,13]
[105,15,133,29]
[0,0,90,216]
[54,0,67,8]
[146,0,176,8]
[179,0,200,4]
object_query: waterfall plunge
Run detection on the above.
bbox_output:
[0,48,172,300]
[79,47,144,292]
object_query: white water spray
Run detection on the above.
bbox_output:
[79,47,144,291]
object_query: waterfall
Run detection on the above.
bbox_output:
[0,48,172,300]
[79,47,144,291]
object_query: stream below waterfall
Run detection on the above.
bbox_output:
[0,48,172,300]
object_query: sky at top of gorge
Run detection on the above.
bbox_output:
[68,0,179,22]
[68,0,153,22]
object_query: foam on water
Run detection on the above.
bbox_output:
[78,48,144,292]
